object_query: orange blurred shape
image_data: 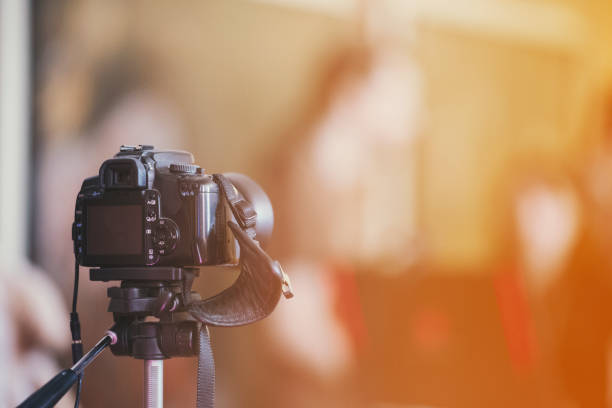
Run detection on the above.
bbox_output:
[493,266,536,373]
[411,307,451,353]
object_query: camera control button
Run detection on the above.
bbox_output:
[146,252,160,266]
[146,208,157,222]
[170,163,199,174]
[153,218,179,254]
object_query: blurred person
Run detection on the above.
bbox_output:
[214,45,426,408]
[0,261,72,407]
[251,40,592,407]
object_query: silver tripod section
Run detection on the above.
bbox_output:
[144,360,164,408]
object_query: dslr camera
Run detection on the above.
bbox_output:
[17,145,291,408]
[72,144,274,268]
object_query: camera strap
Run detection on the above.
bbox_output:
[197,325,215,408]
[188,175,294,408]
[188,221,291,326]
[187,175,292,327]
[190,224,286,408]
[213,174,257,235]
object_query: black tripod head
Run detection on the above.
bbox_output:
[91,267,203,360]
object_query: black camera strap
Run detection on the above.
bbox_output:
[186,175,292,327]
[188,221,291,326]
[213,174,257,235]
[187,176,293,408]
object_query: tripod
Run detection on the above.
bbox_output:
[19,220,293,408]
[94,266,214,408]
[19,266,215,408]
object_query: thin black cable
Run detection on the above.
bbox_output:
[71,260,79,314]
[70,260,84,408]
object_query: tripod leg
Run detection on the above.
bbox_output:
[144,360,163,408]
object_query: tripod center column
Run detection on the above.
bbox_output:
[144,360,163,408]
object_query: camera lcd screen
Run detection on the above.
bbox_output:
[86,204,143,255]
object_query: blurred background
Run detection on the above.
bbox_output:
[4,0,612,407]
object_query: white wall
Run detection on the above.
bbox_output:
[0,0,30,264]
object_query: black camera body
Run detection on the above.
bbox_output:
[72,145,272,268]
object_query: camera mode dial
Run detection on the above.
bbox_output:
[169,163,200,174]
[153,218,179,255]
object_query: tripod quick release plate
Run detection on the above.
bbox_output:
[89,267,199,282]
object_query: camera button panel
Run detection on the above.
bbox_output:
[153,218,179,255]
[144,189,161,265]
[143,190,179,264]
